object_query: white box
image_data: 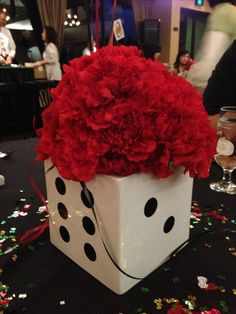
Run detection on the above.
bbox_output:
[45,159,193,294]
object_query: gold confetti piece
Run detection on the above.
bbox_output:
[12,254,17,261]
[163,298,178,304]
[232,289,236,295]
[229,247,236,256]
[153,298,163,310]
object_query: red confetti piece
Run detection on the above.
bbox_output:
[0,298,9,305]
[167,304,185,314]
[192,212,203,217]
[204,283,218,291]
[23,204,31,210]
[206,211,227,221]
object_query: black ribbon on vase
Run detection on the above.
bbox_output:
[80,181,142,280]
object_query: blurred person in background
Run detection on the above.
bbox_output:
[186,0,236,90]
[0,8,16,65]
[0,8,16,185]
[203,40,236,129]
[170,49,195,78]
[142,44,162,61]
[33,26,62,81]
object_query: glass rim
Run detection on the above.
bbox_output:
[220,106,236,112]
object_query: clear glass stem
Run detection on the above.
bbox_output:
[222,169,233,183]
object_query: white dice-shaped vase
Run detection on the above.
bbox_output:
[45,159,193,294]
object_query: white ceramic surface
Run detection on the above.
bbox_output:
[45,159,193,294]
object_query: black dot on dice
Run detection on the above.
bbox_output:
[55,177,66,195]
[57,202,68,219]
[163,216,175,233]
[144,197,158,217]
[59,226,70,242]
[82,216,95,235]
[84,243,96,261]
[81,188,94,208]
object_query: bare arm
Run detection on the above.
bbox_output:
[208,114,219,130]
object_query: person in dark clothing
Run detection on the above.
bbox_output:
[203,40,236,129]
[142,44,162,61]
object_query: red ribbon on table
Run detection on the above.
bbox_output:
[18,159,49,245]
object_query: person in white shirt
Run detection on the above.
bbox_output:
[186,0,236,90]
[33,26,62,81]
[0,9,16,185]
[0,8,16,65]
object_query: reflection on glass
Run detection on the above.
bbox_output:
[210,106,236,194]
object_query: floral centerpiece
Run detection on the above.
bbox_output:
[36,45,216,181]
[36,45,217,294]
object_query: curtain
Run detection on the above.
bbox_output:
[131,0,154,44]
[131,0,153,24]
[36,0,67,53]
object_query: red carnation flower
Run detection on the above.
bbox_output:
[36,45,216,181]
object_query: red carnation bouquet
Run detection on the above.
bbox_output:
[36,45,216,182]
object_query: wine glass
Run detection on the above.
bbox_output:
[210,106,236,194]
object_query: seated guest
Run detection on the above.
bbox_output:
[0,8,16,65]
[170,49,195,78]
[142,44,162,61]
[203,40,236,130]
[32,26,62,81]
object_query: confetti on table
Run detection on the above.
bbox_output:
[134,307,144,313]
[219,300,229,312]
[229,247,236,256]
[172,277,180,283]
[140,287,149,294]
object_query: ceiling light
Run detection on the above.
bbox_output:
[64,9,80,28]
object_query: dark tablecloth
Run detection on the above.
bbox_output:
[0,138,236,314]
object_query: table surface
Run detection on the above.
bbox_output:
[0,137,236,314]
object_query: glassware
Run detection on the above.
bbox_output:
[210,106,236,194]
